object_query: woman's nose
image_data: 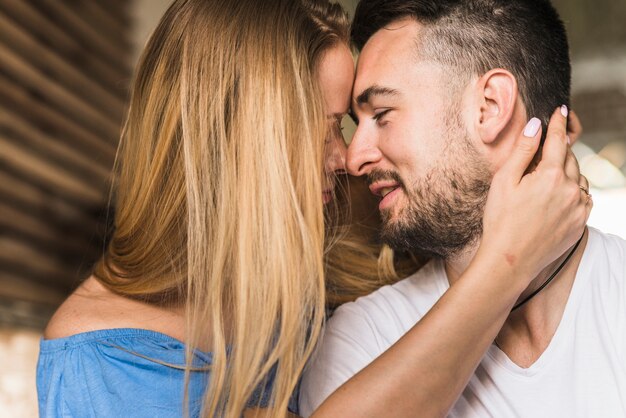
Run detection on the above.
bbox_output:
[325,134,347,175]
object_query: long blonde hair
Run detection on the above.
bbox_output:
[93,0,379,416]
[324,175,424,309]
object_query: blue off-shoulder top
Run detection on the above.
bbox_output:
[36,328,294,417]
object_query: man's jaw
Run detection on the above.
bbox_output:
[443,240,482,285]
[378,182,486,260]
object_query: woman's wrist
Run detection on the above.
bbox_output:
[466,244,533,299]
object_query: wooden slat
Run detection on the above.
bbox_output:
[0,273,66,307]
[0,11,126,122]
[71,1,133,53]
[0,43,121,141]
[33,0,132,73]
[0,135,105,206]
[0,0,130,99]
[0,171,104,236]
[0,109,112,186]
[0,238,75,286]
[0,203,100,260]
[0,74,117,162]
[94,0,133,28]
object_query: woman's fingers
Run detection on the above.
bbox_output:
[578,174,593,207]
[495,117,542,185]
[564,148,581,184]
[583,176,593,219]
[579,174,590,192]
[539,106,570,169]
[568,110,583,144]
[551,115,591,221]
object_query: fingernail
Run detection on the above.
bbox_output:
[567,135,571,145]
[523,117,541,137]
[561,105,568,117]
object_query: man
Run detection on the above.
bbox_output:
[300,0,626,416]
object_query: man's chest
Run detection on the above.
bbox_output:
[448,332,626,418]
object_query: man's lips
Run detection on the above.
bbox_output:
[369,181,403,211]
[369,181,401,198]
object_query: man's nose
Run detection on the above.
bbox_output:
[346,126,382,176]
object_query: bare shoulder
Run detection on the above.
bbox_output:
[43,276,123,340]
[43,276,185,341]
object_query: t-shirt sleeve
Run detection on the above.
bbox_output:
[298,303,383,417]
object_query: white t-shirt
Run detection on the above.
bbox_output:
[300,228,626,417]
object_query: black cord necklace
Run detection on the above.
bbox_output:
[494,231,586,350]
[510,232,585,312]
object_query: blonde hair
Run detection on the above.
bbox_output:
[93,0,380,416]
[324,176,424,309]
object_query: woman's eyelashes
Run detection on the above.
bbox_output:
[325,117,344,143]
[335,116,345,132]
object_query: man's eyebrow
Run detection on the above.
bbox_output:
[355,85,400,105]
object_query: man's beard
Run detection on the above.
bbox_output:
[378,122,492,259]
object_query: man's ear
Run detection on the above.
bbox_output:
[473,69,518,145]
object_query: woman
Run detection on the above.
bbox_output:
[37,0,589,417]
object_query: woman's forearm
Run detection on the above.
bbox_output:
[312,251,525,418]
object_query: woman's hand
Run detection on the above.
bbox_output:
[568,110,583,144]
[480,106,591,282]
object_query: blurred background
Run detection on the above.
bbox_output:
[0,0,624,416]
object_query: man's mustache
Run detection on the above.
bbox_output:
[367,169,406,191]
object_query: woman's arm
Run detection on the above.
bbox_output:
[310,108,590,418]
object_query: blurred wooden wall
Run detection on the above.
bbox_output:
[0,0,134,328]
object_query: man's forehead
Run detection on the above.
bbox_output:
[358,19,420,62]
[354,19,422,95]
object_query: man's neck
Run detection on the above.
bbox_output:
[443,229,588,368]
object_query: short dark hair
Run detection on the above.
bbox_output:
[351,0,571,127]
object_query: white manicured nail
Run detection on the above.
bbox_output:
[523,117,541,138]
